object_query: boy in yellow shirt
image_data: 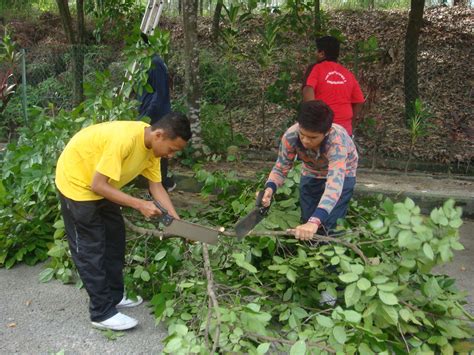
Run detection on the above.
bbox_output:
[55,112,191,331]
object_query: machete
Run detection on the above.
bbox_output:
[153,200,219,245]
[234,190,271,239]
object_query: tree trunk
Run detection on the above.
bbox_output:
[314,0,321,35]
[183,0,204,151]
[368,0,375,10]
[403,0,424,124]
[211,0,223,42]
[56,0,85,106]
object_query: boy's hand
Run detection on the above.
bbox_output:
[137,200,162,218]
[260,188,273,207]
[289,220,320,240]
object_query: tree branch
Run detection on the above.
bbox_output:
[123,217,368,264]
[202,244,221,354]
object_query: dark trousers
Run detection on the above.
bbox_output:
[300,176,356,233]
[59,192,126,322]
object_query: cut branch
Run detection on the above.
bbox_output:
[203,244,221,354]
[123,217,368,264]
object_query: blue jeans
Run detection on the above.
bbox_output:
[300,176,356,232]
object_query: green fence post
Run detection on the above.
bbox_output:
[21,49,28,124]
[354,44,359,80]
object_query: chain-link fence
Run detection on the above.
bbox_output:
[2,44,122,130]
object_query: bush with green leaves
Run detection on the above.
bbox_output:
[87,165,472,354]
[200,52,243,107]
[199,102,249,156]
[0,106,80,268]
[0,49,145,269]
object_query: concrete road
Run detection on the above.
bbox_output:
[0,222,472,354]
[0,265,166,354]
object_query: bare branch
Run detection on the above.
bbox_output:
[203,244,221,354]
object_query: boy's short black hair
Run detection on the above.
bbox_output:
[297,100,334,134]
[316,36,340,61]
[151,112,192,141]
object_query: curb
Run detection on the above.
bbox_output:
[171,171,474,219]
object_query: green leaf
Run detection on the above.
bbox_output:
[358,343,374,355]
[257,343,270,354]
[397,230,413,248]
[333,326,347,344]
[451,241,464,251]
[394,203,411,224]
[141,270,150,282]
[423,243,434,260]
[292,307,308,319]
[233,253,257,273]
[404,198,415,210]
[53,219,64,229]
[339,272,359,283]
[154,250,167,261]
[47,245,64,258]
[351,264,364,275]
[286,269,296,283]
[449,218,463,228]
[316,315,334,328]
[163,336,182,353]
[344,282,361,307]
[369,219,384,230]
[180,313,192,321]
[357,278,371,291]
[377,282,398,292]
[430,208,441,224]
[399,309,411,322]
[39,268,55,283]
[343,310,362,323]
[378,291,398,305]
[372,276,389,284]
[400,258,416,269]
[381,305,399,325]
[289,340,306,355]
[174,324,188,336]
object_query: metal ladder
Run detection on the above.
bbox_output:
[140,0,165,35]
[119,0,165,95]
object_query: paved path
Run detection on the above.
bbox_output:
[0,265,166,354]
[1,222,472,354]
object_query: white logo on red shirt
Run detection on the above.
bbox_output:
[325,71,347,85]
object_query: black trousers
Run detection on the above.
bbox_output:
[59,192,125,322]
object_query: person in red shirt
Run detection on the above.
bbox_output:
[302,36,365,136]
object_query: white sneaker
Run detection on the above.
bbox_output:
[116,295,143,309]
[320,291,337,307]
[166,182,177,192]
[91,312,138,331]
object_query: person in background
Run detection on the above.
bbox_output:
[138,33,176,191]
[302,36,365,137]
[55,113,191,330]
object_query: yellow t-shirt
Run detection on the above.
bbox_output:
[56,121,161,201]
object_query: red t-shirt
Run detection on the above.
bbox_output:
[304,61,365,136]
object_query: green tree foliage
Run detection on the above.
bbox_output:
[119,169,472,353]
